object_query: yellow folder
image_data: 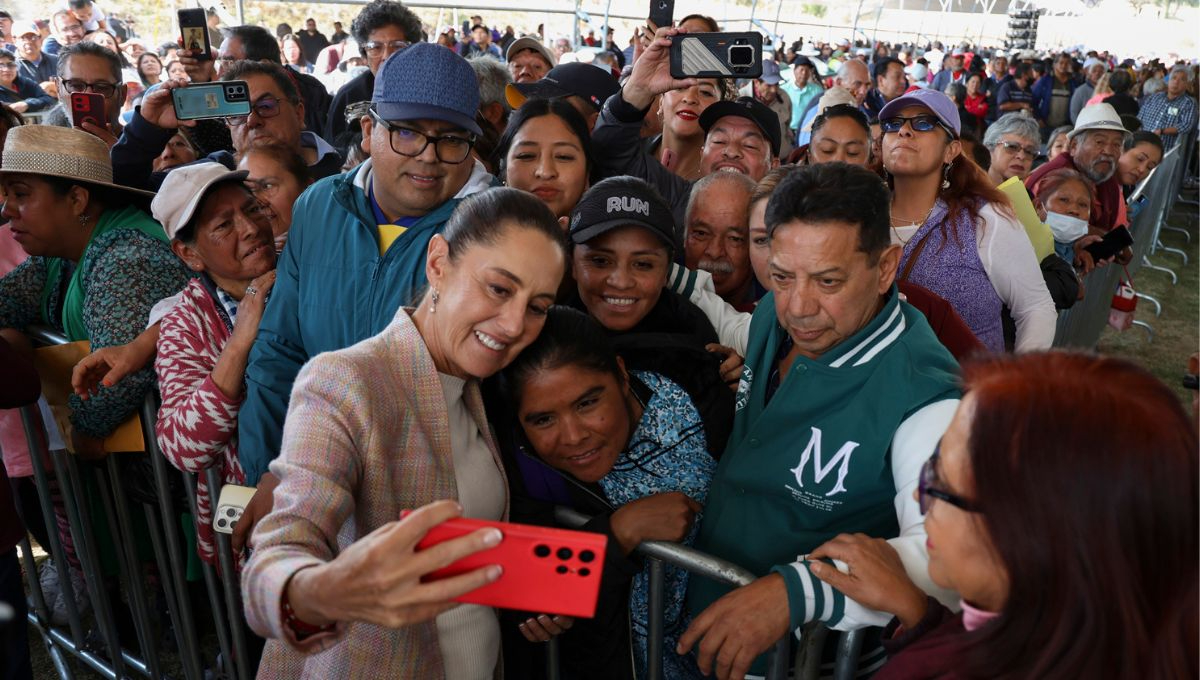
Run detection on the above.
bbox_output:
[33,341,145,454]
[999,176,1055,262]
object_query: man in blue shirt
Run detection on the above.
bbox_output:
[1139,65,1197,150]
[12,21,56,91]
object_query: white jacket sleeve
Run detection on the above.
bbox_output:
[667,263,752,355]
[975,204,1058,352]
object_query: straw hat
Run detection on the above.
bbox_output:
[0,126,154,198]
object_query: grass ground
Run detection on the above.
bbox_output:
[22,201,1200,680]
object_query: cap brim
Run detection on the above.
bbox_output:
[170,169,250,238]
[373,101,483,137]
[0,167,156,199]
[508,79,572,110]
[700,101,779,155]
[877,94,958,136]
[1067,122,1130,139]
[571,217,677,252]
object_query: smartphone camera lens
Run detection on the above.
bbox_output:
[728,45,754,67]
[534,544,551,558]
[579,550,595,563]
[556,565,569,574]
[579,568,591,577]
[556,547,573,560]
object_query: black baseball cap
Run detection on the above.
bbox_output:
[506,62,620,112]
[569,177,679,254]
[699,96,782,157]
[792,55,815,69]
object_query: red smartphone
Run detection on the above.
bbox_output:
[407,513,608,618]
[70,92,107,130]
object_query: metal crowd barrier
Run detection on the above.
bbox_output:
[17,325,252,680]
[1052,142,1186,348]
[553,507,869,680]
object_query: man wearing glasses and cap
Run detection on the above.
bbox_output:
[238,42,495,488]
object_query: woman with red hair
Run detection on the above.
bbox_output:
[804,352,1197,680]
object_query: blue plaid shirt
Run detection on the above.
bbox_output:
[215,288,240,326]
[1138,92,1197,150]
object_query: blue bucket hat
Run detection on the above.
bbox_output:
[372,42,482,136]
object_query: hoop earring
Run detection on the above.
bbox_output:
[430,288,440,313]
[941,162,952,190]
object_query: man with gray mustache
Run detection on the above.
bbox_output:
[684,171,760,311]
[1025,102,1132,263]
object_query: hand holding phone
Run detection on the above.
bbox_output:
[178,8,212,61]
[1083,225,1133,263]
[70,92,107,131]
[670,32,764,79]
[171,81,252,121]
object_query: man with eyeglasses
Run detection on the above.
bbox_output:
[13,21,57,95]
[324,0,422,143]
[237,42,495,486]
[43,10,85,57]
[112,60,342,190]
[677,162,960,680]
[45,42,125,145]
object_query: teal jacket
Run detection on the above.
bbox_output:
[239,159,496,483]
[688,288,960,670]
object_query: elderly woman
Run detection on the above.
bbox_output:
[238,144,313,252]
[0,51,54,113]
[0,125,188,455]
[882,89,1056,352]
[152,162,278,563]
[243,188,567,679]
[805,352,1196,679]
[982,112,1042,185]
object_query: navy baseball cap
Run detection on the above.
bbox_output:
[760,60,782,85]
[506,62,620,112]
[877,88,961,137]
[372,42,482,136]
[569,177,679,254]
[699,96,782,157]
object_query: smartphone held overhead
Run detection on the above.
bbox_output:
[177,8,212,60]
[171,81,252,121]
[670,32,764,80]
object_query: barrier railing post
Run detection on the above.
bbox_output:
[646,557,665,680]
[179,470,237,679]
[545,634,561,680]
[833,628,865,680]
[205,466,253,680]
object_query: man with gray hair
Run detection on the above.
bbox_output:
[982,111,1042,185]
[1027,102,1130,238]
[684,171,759,309]
[796,58,870,145]
[1069,58,1107,124]
[467,54,512,170]
[1138,65,1196,151]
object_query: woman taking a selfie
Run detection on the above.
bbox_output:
[806,352,1197,680]
[243,188,567,679]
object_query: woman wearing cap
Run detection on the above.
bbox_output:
[0,51,54,113]
[243,188,567,679]
[882,88,1056,352]
[564,176,736,454]
[802,352,1197,680]
[151,162,278,565]
[495,98,595,221]
[0,125,189,456]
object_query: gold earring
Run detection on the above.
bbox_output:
[430,288,440,313]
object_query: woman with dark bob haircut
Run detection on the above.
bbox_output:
[801,352,1197,679]
[494,98,597,221]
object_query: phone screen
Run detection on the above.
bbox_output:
[178,8,212,60]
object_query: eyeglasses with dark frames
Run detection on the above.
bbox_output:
[58,78,120,99]
[917,444,979,515]
[225,95,285,127]
[369,109,475,164]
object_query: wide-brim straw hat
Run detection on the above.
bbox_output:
[0,125,155,198]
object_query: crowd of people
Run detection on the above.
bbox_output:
[0,2,1197,679]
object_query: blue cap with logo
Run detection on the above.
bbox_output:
[569,176,679,254]
[372,42,482,136]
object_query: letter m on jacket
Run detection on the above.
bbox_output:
[790,427,860,497]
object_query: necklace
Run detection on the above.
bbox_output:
[889,202,936,245]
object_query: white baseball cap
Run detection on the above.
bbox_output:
[152,162,249,240]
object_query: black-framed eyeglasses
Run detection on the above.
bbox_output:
[225,95,285,127]
[881,114,955,138]
[58,78,120,99]
[362,39,410,56]
[997,140,1038,158]
[369,109,475,164]
[917,445,979,514]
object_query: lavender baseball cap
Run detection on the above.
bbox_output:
[877,88,961,137]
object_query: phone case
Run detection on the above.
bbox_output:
[213,484,256,535]
[1084,226,1133,261]
[407,513,608,618]
[70,92,107,130]
[178,8,212,60]
[171,81,252,121]
[670,32,763,79]
[649,0,675,29]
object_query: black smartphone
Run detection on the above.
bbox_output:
[649,0,675,30]
[670,32,763,79]
[1083,225,1133,262]
[178,8,212,61]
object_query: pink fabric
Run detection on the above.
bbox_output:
[0,225,33,477]
[960,599,1000,631]
[154,277,246,564]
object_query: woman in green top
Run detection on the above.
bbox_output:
[0,125,189,456]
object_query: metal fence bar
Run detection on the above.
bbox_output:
[205,466,253,680]
[180,469,237,679]
[645,558,665,680]
[832,628,865,680]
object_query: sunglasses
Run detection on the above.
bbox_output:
[881,114,955,138]
[917,444,979,515]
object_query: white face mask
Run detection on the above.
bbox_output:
[1044,210,1089,243]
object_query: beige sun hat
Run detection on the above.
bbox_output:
[801,87,857,131]
[0,125,155,197]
